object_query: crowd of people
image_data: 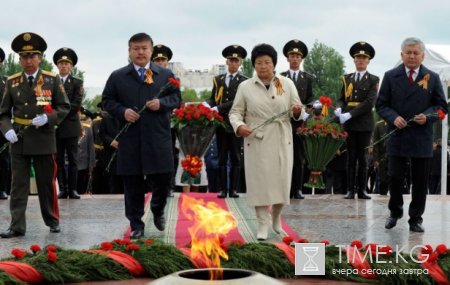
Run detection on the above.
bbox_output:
[0,32,448,239]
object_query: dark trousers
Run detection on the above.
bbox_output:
[291,133,305,193]
[216,128,242,193]
[56,137,79,192]
[10,153,59,234]
[346,131,372,192]
[388,156,431,224]
[122,173,171,231]
[0,152,11,194]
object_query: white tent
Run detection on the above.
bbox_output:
[397,45,450,195]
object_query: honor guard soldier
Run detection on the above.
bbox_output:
[0,32,70,238]
[209,45,248,198]
[53,47,84,199]
[152,44,172,68]
[281,39,313,199]
[0,47,10,200]
[335,41,379,200]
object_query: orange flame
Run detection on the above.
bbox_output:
[181,195,238,280]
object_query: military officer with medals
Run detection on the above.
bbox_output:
[53,47,84,199]
[0,47,10,200]
[0,32,70,238]
[280,39,313,199]
[209,45,248,198]
[335,41,379,200]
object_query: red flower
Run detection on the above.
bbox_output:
[126,243,140,252]
[436,244,448,255]
[320,240,330,245]
[47,251,57,262]
[168,77,181,88]
[319,96,332,107]
[427,253,439,263]
[437,109,446,121]
[43,104,53,114]
[297,238,309,243]
[11,248,26,259]
[30,244,41,253]
[100,242,113,251]
[282,236,294,245]
[421,244,433,255]
[142,239,153,245]
[46,245,58,252]
[350,240,363,249]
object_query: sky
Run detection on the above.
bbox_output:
[1,0,450,96]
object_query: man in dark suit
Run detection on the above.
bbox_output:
[280,39,313,199]
[376,37,448,232]
[0,32,70,238]
[102,33,181,239]
[336,42,379,200]
[0,47,10,200]
[209,45,248,198]
[53,48,84,199]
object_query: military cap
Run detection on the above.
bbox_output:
[349,41,375,59]
[283,39,308,58]
[152,44,173,61]
[11,32,47,55]
[222,45,247,60]
[53,47,78,66]
[0,47,5,62]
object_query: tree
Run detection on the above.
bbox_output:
[303,41,345,102]
[198,89,211,102]
[82,94,102,112]
[181,88,200,103]
[70,66,85,80]
[241,58,254,78]
[0,53,53,76]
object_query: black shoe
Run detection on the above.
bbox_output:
[168,189,174,197]
[357,191,371,199]
[409,223,425,233]
[0,191,8,200]
[130,229,144,239]
[154,215,166,231]
[385,217,398,229]
[293,190,305,199]
[217,191,227,198]
[49,225,61,233]
[0,229,24,238]
[229,191,239,198]
[58,191,68,199]
[69,190,80,199]
[344,191,355,199]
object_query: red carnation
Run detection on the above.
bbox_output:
[436,244,448,255]
[282,236,294,245]
[126,243,140,252]
[11,248,26,259]
[101,242,113,251]
[144,239,154,245]
[350,240,363,249]
[168,77,180,88]
[427,253,439,263]
[30,244,42,253]
[47,251,57,262]
[297,238,309,243]
[437,109,446,121]
[320,240,330,245]
[46,245,58,252]
[421,244,433,255]
[43,104,53,114]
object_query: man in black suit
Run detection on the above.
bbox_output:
[209,45,248,198]
[376,37,448,232]
[53,48,84,199]
[0,47,10,200]
[102,33,181,239]
[280,39,313,199]
[336,42,379,200]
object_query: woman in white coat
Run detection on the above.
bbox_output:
[229,44,304,240]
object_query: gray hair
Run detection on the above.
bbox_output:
[401,37,425,52]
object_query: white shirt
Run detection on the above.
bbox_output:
[60,74,69,84]
[289,69,300,80]
[405,67,420,81]
[24,69,39,81]
[133,63,150,76]
[355,70,367,81]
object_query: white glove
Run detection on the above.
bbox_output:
[201,102,211,108]
[339,112,352,124]
[32,114,48,127]
[302,112,310,121]
[334,107,342,117]
[211,106,218,112]
[5,129,18,143]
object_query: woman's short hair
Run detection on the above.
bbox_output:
[251,43,277,67]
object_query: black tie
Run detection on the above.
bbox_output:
[227,74,233,87]
[293,72,297,82]
[28,76,34,87]
[356,73,361,82]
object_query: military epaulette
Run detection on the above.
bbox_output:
[376,120,384,124]
[303,71,314,79]
[82,122,91,128]
[7,72,22,81]
[41,70,57,77]
[238,73,249,80]
[93,117,102,122]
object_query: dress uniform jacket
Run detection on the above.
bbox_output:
[209,73,248,132]
[339,72,379,132]
[56,75,83,138]
[376,64,448,158]
[102,62,181,175]
[280,70,313,104]
[0,70,70,154]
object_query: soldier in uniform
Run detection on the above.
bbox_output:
[53,48,84,199]
[280,39,313,199]
[0,32,70,238]
[209,45,248,198]
[335,41,379,200]
[0,47,11,200]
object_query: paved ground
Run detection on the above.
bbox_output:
[0,193,449,284]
